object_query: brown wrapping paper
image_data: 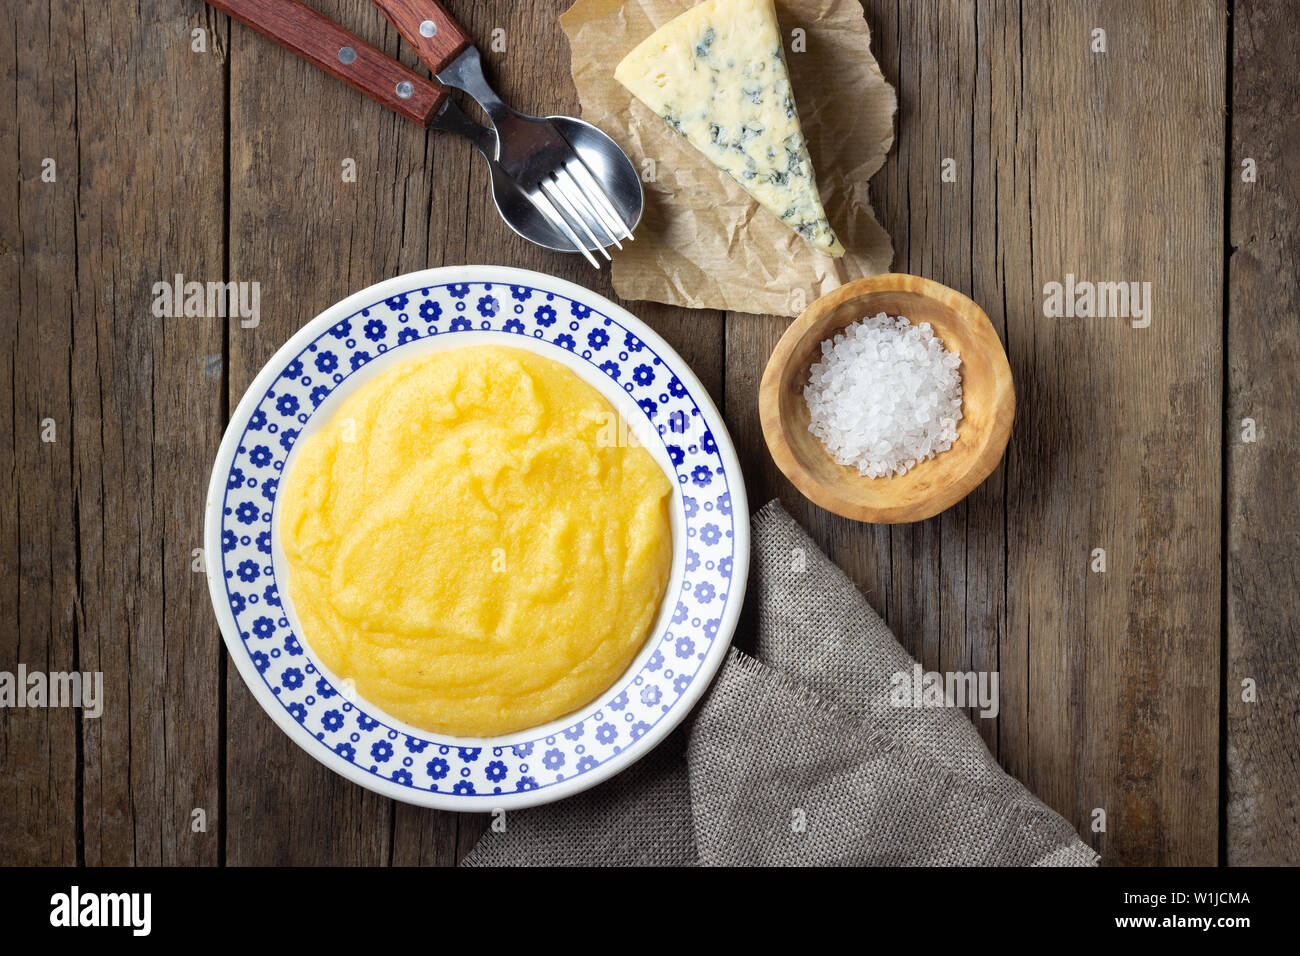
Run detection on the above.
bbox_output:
[559,0,896,316]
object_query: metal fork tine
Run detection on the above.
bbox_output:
[565,157,634,242]
[542,176,612,261]
[523,187,599,268]
[555,167,621,251]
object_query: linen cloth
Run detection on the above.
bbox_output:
[462,501,1098,867]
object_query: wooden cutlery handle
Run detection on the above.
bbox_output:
[206,0,446,126]
[370,0,474,75]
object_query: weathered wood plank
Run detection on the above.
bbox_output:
[971,0,1031,791]
[1225,0,1300,866]
[389,803,458,866]
[139,3,232,865]
[8,0,232,866]
[0,0,81,866]
[879,0,994,748]
[1003,0,1223,865]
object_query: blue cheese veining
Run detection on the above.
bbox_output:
[614,0,845,257]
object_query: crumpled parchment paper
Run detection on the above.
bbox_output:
[559,0,896,316]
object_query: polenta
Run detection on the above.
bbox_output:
[279,346,674,737]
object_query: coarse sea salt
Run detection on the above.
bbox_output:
[804,312,963,479]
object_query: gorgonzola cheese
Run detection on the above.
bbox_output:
[615,0,844,257]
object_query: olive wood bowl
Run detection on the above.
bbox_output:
[759,273,1014,523]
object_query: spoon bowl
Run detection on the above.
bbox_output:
[759,274,1015,523]
[486,116,644,253]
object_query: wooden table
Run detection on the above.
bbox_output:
[2,0,1296,867]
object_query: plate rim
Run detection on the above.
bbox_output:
[204,265,750,811]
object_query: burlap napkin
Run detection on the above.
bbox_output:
[462,501,1098,866]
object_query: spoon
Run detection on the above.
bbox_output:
[489,117,643,253]
[204,0,641,259]
[372,2,644,262]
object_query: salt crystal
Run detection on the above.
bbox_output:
[803,312,963,479]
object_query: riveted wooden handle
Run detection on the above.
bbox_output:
[206,0,446,126]
[369,0,474,75]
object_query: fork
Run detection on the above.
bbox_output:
[204,0,611,261]
[371,0,637,268]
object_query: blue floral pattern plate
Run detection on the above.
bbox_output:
[205,266,750,810]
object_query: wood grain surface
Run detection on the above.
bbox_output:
[1225,0,1300,866]
[1,0,1294,867]
[757,274,1015,525]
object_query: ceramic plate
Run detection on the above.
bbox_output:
[205,266,749,810]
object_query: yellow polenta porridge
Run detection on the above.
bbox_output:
[278,345,674,738]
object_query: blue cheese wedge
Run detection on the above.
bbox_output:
[615,0,844,257]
